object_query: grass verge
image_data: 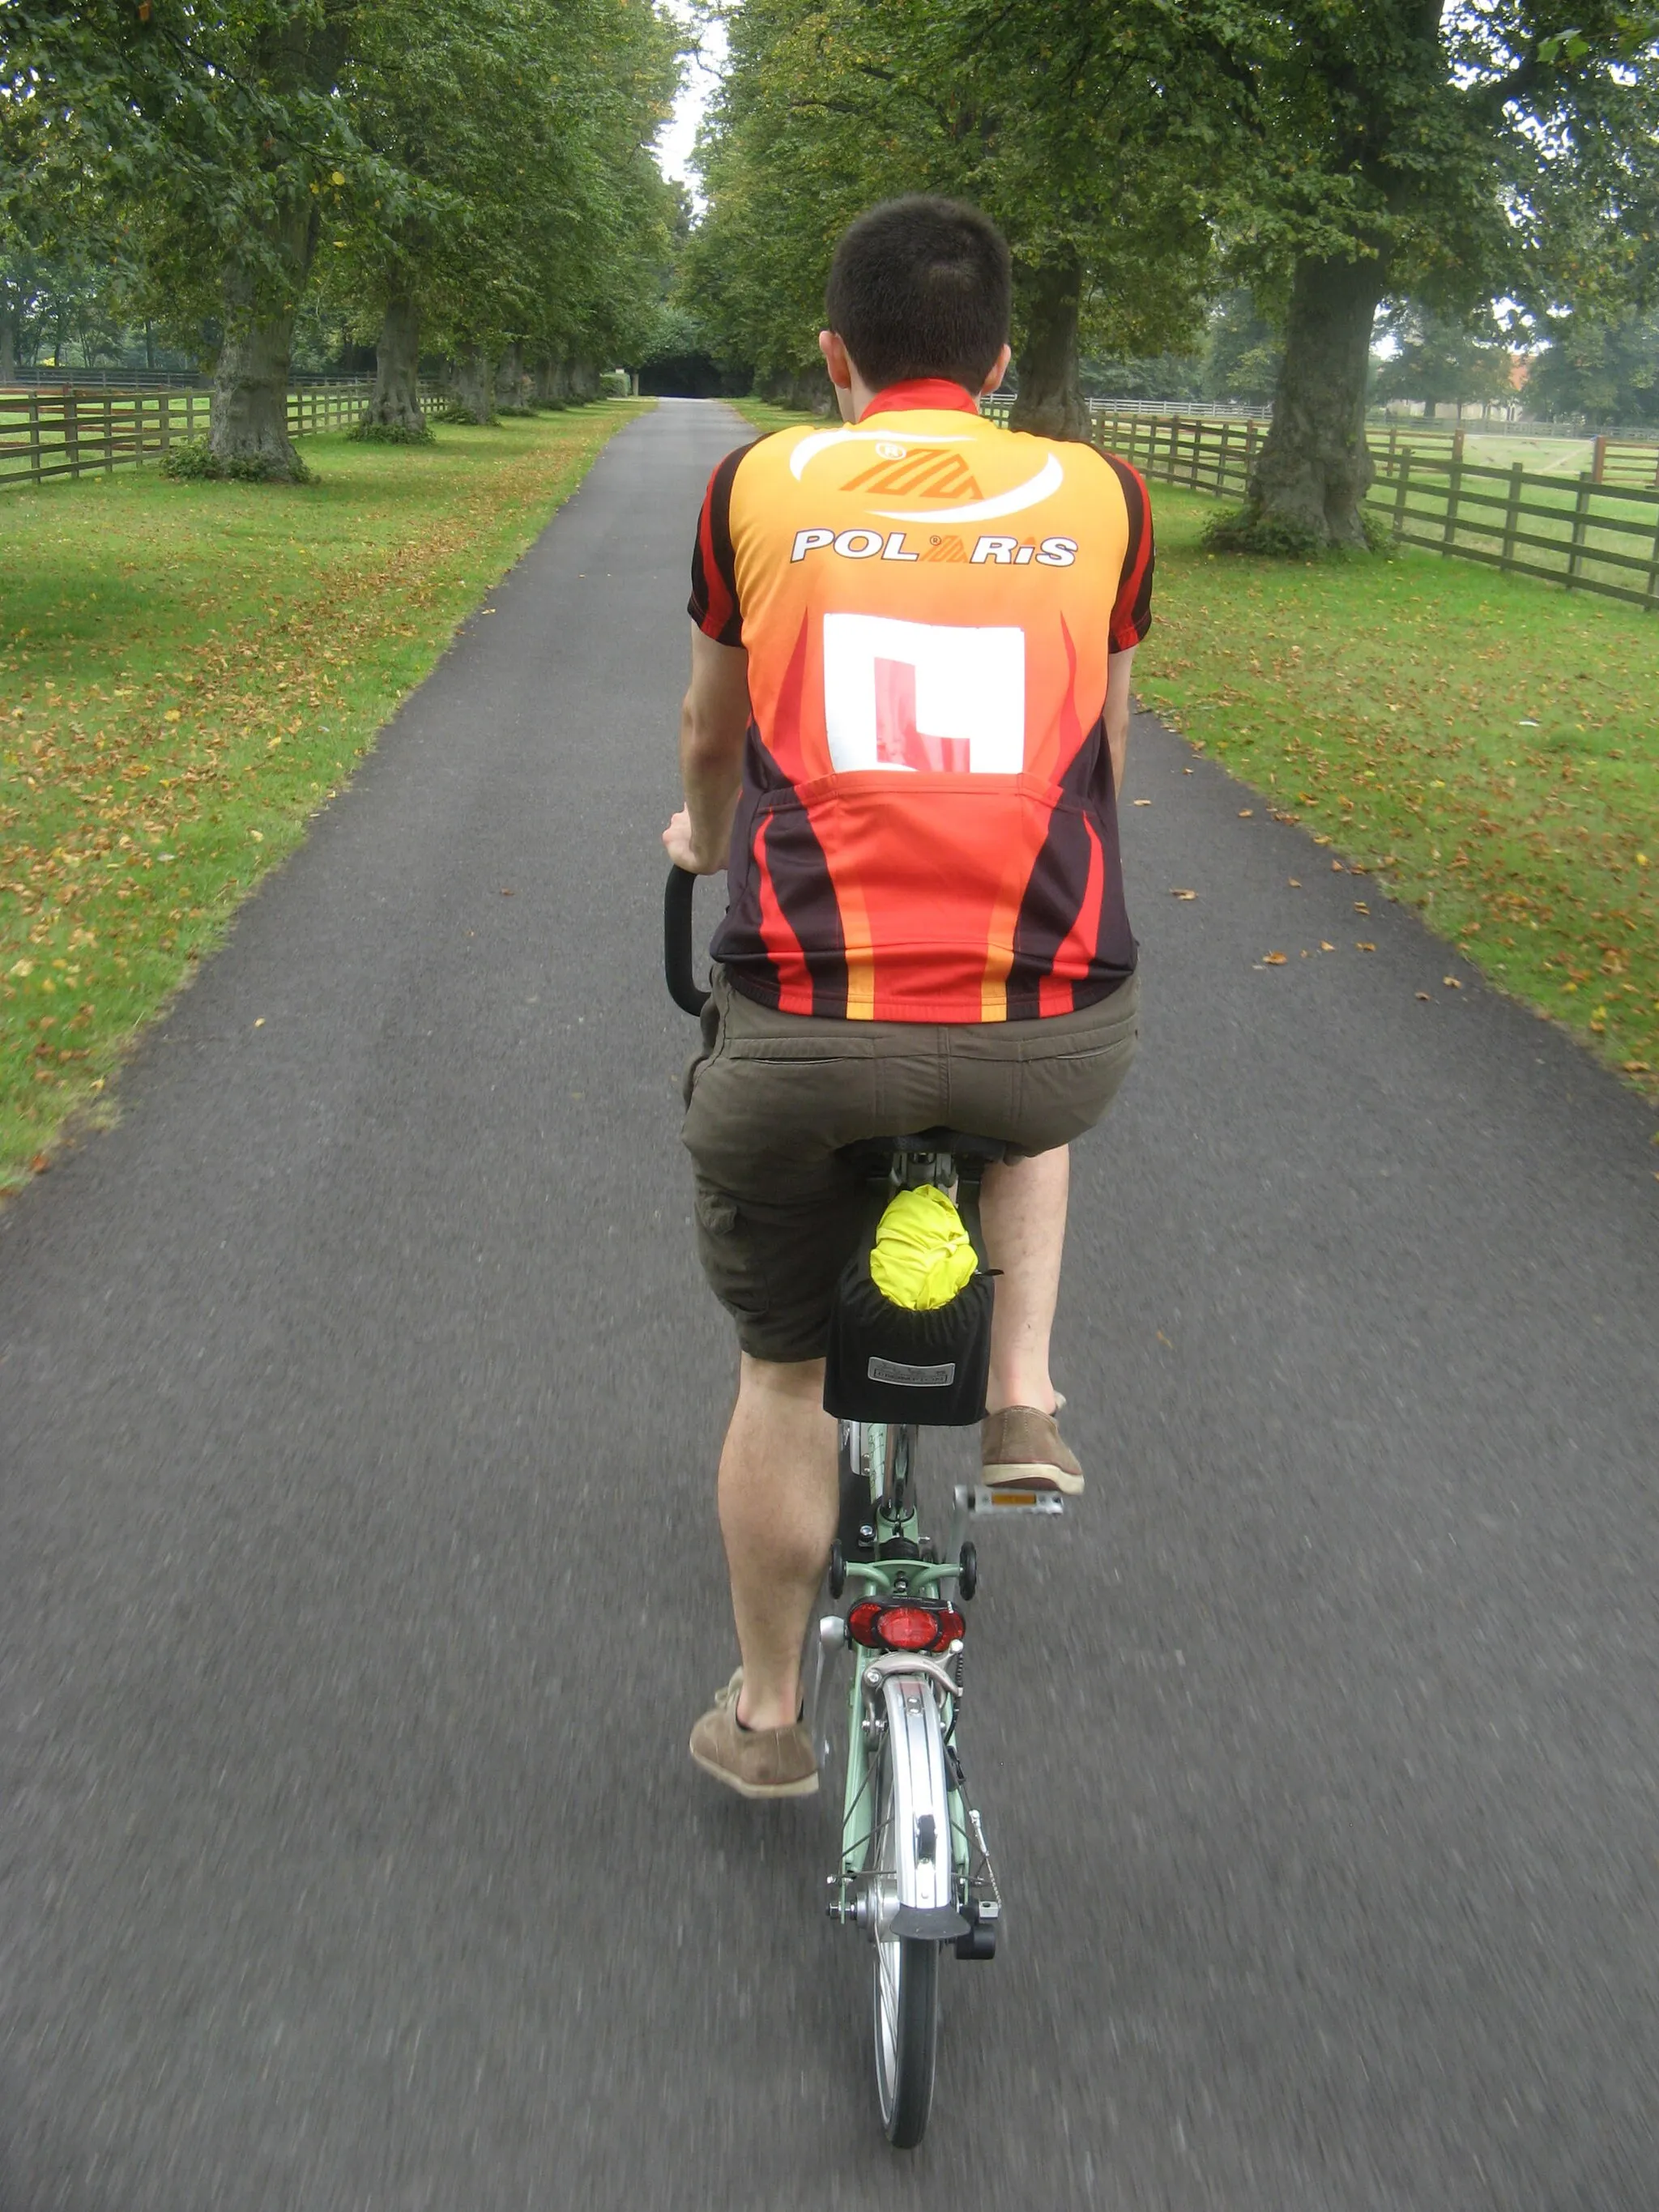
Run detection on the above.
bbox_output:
[2,400,646,1191]
[1141,485,1657,1096]
[730,397,834,439]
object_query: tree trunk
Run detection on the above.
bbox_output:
[567,358,598,402]
[362,295,427,435]
[210,204,314,480]
[1009,257,1087,441]
[0,313,14,385]
[1247,254,1387,547]
[494,341,526,411]
[530,353,559,407]
[453,345,497,424]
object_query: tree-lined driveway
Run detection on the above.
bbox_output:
[2,399,1657,2210]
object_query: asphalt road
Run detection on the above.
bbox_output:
[3,399,1658,2212]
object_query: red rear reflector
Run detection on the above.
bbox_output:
[878,1605,939,1650]
[845,1601,969,1652]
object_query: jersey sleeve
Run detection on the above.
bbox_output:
[688,445,748,646]
[1102,454,1154,652]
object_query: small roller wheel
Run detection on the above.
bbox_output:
[957,1541,978,1601]
[828,1540,847,1600]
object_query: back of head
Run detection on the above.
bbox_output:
[824,197,1011,394]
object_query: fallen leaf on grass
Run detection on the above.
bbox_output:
[29,1153,49,1174]
[1331,859,1345,872]
[1171,889,1198,900]
[1263,951,1288,965]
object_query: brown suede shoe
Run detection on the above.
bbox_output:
[689,1669,819,1799]
[981,1404,1085,1496]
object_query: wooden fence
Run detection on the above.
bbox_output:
[981,402,1659,613]
[0,380,441,492]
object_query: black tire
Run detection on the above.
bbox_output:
[870,1739,940,2147]
[874,1934,939,2148]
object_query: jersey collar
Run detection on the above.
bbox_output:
[859,377,982,420]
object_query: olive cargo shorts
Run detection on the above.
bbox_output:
[681,965,1141,1362]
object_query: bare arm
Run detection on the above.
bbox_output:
[1105,646,1136,793]
[663,626,752,874]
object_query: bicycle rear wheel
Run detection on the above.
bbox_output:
[870,1734,940,2146]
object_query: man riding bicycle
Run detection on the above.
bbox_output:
[663,198,1151,1800]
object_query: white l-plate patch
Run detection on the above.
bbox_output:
[822,613,1026,776]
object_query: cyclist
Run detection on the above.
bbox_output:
[664,198,1152,1799]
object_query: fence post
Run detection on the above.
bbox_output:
[1393,445,1411,538]
[1567,473,1591,590]
[28,388,41,485]
[1441,445,1462,555]
[159,389,171,461]
[65,389,81,480]
[1592,433,1607,485]
[1500,461,1523,572]
[102,390,114,474]
[1452,425,1465,466]
[1244,417,1258,490]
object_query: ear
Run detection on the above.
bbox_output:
[819,330,855,390]
[980,343,1013,395]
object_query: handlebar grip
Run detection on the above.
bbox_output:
[664,865,711,1017]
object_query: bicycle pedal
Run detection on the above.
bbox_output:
[953,1484,1065,1518]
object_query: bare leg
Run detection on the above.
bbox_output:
[980,1144,1068,1415]
[717,1353,838,1730]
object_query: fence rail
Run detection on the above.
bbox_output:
[980,401,1659,611]
[0,380,439,492]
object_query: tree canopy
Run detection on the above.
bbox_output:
[2,0,680,466]
[685,0,1659,533]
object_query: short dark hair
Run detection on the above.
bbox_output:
[825,197,1011,394]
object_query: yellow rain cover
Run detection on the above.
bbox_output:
[868,1186,978,1311]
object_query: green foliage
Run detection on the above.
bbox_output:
[1203,290,1282,405]
[348,416,436,444]
[1374,304,1516,410]
[1201,504,1325,561]
[1525,310,1659,424]
[162,433,314,484]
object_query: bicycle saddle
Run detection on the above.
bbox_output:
[840,1127,1009,1171]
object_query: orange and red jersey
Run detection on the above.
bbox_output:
[689,379,1152,1022]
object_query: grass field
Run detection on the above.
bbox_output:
[1,401,643,1190]
[733,399,1656,1095]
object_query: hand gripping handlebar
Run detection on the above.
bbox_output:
[663,865,711,1018]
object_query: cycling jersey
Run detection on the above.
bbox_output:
[688,380,1152,1023]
